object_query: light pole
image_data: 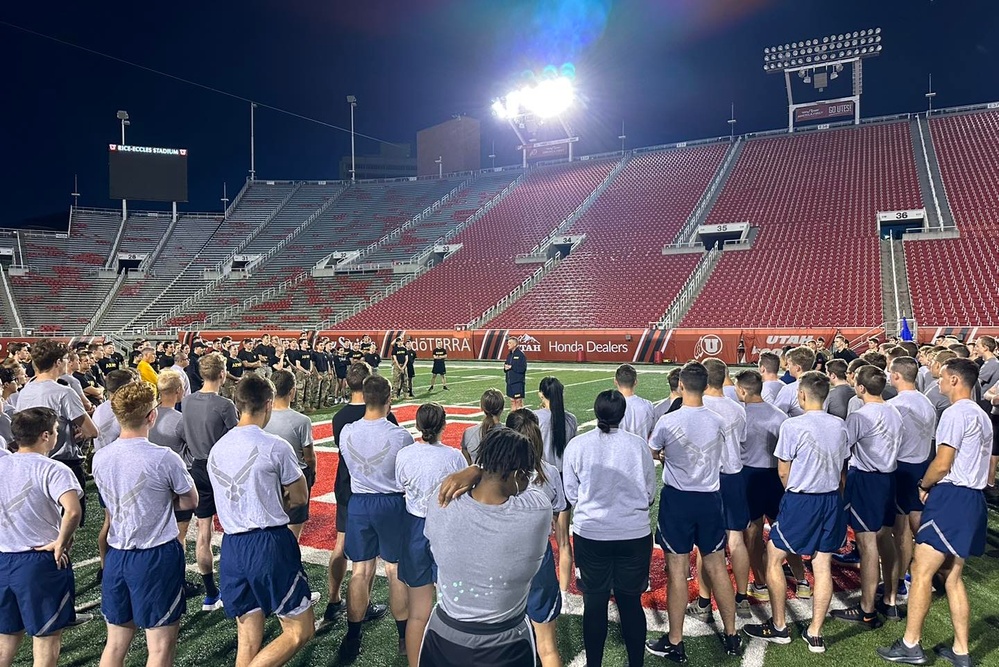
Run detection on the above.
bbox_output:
[728,103,737,140]
[346,95,357,181]
[116,110,130,220]
[221,183,230,220]
[925,73,936,113]
[488,140,496,168]
[435,155,443,178]
[618,120,626,154]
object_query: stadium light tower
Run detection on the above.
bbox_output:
[346,95,357,182]
[763,28,883,132]
[117,110,130,144]
[491,69,578,168]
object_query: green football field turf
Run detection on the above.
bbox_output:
[16,361,999,666]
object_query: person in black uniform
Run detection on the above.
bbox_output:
[504,336,527,411]
[98,343,121,378]
[254,334,276,379]
[312,340,331,408]
[361,336,380,372]
[429,344,449,392]
[390,337,409,398]
[222,342,244,400]
[333,345,349,404]
[186,341,206,393]
[406,339,417,398]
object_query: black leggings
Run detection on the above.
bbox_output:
[582,591,646,667]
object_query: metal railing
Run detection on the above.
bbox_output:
[208,182,306,275]
[318,261,436,330]
[916,117,946,231]
[84,271,126,335]
[654,247,721,328]
[672,137,742,245]
[523,154,629,257]
[0,269,23,334]
[466,252,563,330]
[409,174,525,266]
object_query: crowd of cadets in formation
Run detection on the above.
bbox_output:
[0,330,996,667]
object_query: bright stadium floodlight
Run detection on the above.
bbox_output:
[491,68,579,168]
[762,27,883,132]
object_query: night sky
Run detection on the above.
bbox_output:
[2,0,996,226]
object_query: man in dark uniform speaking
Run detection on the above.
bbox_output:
[504,335,528,411]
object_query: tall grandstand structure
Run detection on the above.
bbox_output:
[6,102,999,339]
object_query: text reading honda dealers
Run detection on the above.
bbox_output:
[548,340,629,354]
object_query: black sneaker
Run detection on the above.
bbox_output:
[877,598,904,622]
[743,618,791,645]
[876,639,929,664]
[338,633,362,664]
[645,636,688,663]
[802,628,826,654]
[724,633,742,656]
[443,385,449,390]
[934,645,973,667]
[363,602,388,622]
[831,605,883,629]
[182,580,203,599]
[322,600,346,625]
[65,612,93,629]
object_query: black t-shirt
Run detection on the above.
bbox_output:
[349,350,364,363]
[433,347,447,361]
[74,371,97,393]
[238,349,258,368]
[313,351,330,373]
[298,350,313,371]
[333,407,399,499]
[392,343,408,365]
[226,355,244,378]
[333,353,349,375]
[833,348,859,363]
[97,357,119,376]
[406,349,416,375]
[255,344,277,366]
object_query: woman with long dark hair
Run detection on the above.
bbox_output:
[461,388,504,464]
[536,376,577,592]
[506,409,564,667]
[422,428,553,666]
[562,390,656,667]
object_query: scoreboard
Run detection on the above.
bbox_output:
[108,144,188,203]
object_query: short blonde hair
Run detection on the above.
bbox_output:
[157,369,184,397]
[199,353,225,382]
[111,382,157,430]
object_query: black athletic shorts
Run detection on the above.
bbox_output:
[506,383,525,400]
[420,607,537,667]
[287,466,316,525]
[572,532,653,596]
[335,475,352,534]
[990,413,999,456]
[190,459,217,520]
[174,508,195,523]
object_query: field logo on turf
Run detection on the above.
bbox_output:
[693,334,723,359]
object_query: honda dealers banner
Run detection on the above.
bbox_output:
[182,328,883,365]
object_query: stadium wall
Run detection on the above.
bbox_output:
[179,328,881,365]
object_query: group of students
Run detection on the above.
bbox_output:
[0,333,996,667]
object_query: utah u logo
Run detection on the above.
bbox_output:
[694,334,723,359]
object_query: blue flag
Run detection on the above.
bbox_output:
[900,317,913,342]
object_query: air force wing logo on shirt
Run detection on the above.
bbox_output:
[344,442,390,478]
[798,431,837,470]
[0,480,32,529]
[670,425,708,468]
[211,449,260,503]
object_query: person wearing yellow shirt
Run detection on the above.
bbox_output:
[136,347,159,393]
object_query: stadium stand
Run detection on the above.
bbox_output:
[490,144,730,328]
[206,177,463,328]
[12,209,121,331]
[338,159,619,330]
[218,170,524,328]
[905,110,999,326]
[681,122,923,327]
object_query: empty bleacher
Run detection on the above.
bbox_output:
[12,209,122,331]
[490,144,729,328]
[207,178,462,329]
[339,159,619,330]
[682,122,922,328]
[904,111,999,326]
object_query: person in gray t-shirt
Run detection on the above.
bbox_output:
[461,389,504,464]
[264,370,317,540]
[424,428,551,666]
[179,352,238,611]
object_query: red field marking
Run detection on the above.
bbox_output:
[313,421,333,441]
